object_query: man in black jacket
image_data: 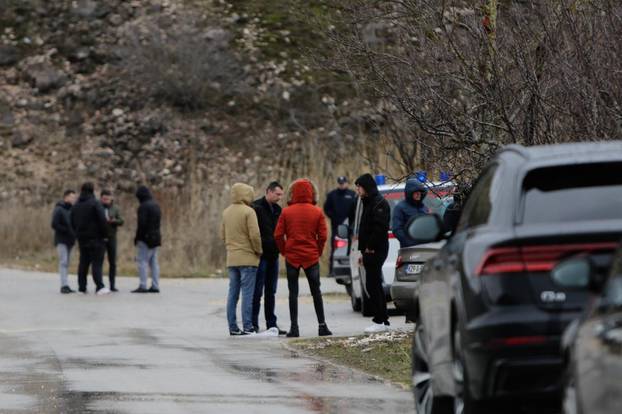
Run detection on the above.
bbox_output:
[132,186,162,293]
[354,173,391,333]
[51,189,77,293]
[252,181,285,333]
[323,176,356,275]
[70,182,110,295]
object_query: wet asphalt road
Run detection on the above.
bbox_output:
[0,268,413,413]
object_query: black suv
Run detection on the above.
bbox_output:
[408,142,622,413]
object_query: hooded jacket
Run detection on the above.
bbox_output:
[135,186,162,248]
[252,196,282,260]
[274,179,328,269]
[392,178,429,247]
[220,183,263,267]
[70,192,108,243]
[355,174,390,257]
[51,201,76,247]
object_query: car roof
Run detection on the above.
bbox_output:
[378,181,455,192]
[501,141,622,164]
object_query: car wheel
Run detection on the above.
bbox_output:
[360,277,373,317]
[413,319,452,414]
[453,326,487,414]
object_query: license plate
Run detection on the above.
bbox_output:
[406,264,424,275]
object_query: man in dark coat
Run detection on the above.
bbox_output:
[252,181,285,333]
[132,186,162,293]
[323,176,356,275]
[101,189,124,292]
[354,173,391,333]
[392,178,429,248]
[70,182,110,295]
[51,189,77,293]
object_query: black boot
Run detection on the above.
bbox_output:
[318,323,332,337]
[286,325,300,338]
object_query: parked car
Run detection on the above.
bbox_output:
[340,180,454,316]
[330,233,351,284]
[392,241,445,321]
[409,142,622,413]
[553,246,622,414]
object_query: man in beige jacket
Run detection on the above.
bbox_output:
[221,183,263,335]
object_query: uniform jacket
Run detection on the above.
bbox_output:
[323,188,356,229]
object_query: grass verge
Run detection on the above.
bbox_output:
[291,330,413,388]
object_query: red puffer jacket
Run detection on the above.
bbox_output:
[275,179,328,269]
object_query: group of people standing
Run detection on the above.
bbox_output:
[51,182,162,295]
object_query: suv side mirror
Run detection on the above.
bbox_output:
[337,224,349,239]
[552,257,608,293]
[407,214,445,244]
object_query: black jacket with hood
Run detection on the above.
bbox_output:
[135,186,162,248]
[252,196,282,260]
[355,174,391,258]
[70,192,108,243]
[51,201,76,247]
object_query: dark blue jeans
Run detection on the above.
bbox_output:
[252,257,279,330]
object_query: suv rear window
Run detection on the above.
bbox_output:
[522,162,622,224]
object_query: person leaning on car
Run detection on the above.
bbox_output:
[392,178,429,247]
[354,173,392,333]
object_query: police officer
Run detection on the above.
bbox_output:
[323,176,356,275]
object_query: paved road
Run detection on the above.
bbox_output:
[0,268,413,413]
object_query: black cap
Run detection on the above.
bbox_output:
[337,176,348,184]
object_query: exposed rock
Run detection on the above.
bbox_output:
[25,65,68,94]
[11,130,34,148]
[0,46,21,67]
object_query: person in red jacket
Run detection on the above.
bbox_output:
[275,179,332,338]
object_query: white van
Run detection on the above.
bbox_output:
[346,181,454,316]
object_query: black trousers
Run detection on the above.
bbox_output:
[363,253,389,324]
[286,262,326,327]
[77,239,105,292]
[105,238,117,289]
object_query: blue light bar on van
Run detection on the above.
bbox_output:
[375,174,386,185]
[416,171,427,183]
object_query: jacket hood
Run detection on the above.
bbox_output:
[136,186,152,202]
[355,174,379,197]
[405,178,427,205]
[230,183,255,206]
[287,179,316,205]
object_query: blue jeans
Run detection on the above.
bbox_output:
[137,242,160,290]
[227,266,257,332]
[252,257,279,330]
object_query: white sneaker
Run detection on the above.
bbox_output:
[364,323,390,334]
[96,287,111,296]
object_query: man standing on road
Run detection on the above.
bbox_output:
[100,190,124,292]
[323,176,356,276]
[221,183,263,336]
[70,182,110,295]
[52,189,77,294]
[354,174,391,333]
[132,186,162,294]
[252,181,285,334]
[392,178,429,248]
[275,179,332,338]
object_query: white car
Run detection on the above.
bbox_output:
[344,181,454,316]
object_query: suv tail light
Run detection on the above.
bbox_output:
[396,255,404,269]
[476,242,617,276]
[333,238,348,249]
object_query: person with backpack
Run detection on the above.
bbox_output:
[132,186,162,293]
[354,173,391,333]
[51,189,77,294]
[275,179,332,338]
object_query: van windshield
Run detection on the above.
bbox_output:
[522,163,622,224]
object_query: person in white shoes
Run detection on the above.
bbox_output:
[354,174,392,334]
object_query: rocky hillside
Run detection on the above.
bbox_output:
[0,0,370,203]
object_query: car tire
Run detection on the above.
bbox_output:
[562,363,580,414]
[413,318,453,414]
[453,325,488,414]
[360,277,373,317]
[347,284,362,312]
